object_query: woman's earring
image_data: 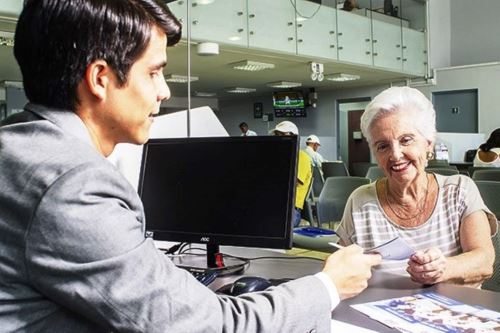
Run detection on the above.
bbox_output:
[426,151,435,160]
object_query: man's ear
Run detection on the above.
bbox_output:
[84,60,111,101]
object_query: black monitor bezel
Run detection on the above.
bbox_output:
[137,136,298,250]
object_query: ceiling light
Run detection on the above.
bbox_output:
[224,87,257,94]
[197,42,219,56]
[228,36,242,41]
[266,81,302,88]
[230,60,275,72]
[296,16,308,22]
[165,74,199,83]
[197,0,215,4]
[324,73,361,82]
[194,91,217,97]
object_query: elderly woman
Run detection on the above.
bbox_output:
[336,87,497,286]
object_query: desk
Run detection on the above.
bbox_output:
[217,247,500,332]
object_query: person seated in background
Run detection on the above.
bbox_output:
[305,134,326,169]
[239,121,257,136]
[474,128,500,167]
[342,0,360,11]
[270,121,312,228]
[336,87,497,287]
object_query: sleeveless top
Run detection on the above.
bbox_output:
[473,147,500,167]
[336,174,497,275]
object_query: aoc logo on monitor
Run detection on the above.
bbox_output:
[200,237,210,243]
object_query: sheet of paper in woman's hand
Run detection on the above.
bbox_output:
[365,237,415,260]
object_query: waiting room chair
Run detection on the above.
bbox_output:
[311,166,324,199]
[425,167,460,176]
[365,166,385,182]
[474,180,500,292]
[321,161,349,179]
[472,169,500,182]
[317,176,370,229]
[468,166,498,178]
[352,162,377,177]
[427,159,450,168]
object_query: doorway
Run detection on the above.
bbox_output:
[337,98,371,175]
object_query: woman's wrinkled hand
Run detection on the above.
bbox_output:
[406,247,447,285]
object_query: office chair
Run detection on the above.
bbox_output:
[311,166,324,199]
[321,161,349,179]
[472,169,500,182]
[317,176,370,229]
[474,180,500,292]
[351,162,377,177]
[365,166,385,182]
[425,167,460,176]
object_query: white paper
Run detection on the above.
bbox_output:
[107,106,228,190]
[365,237,415,260]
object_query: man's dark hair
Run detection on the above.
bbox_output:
[239,122,248,128]
[14,0,182,111]
[480,128,500,152]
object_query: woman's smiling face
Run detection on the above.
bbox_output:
[370,109,432,184]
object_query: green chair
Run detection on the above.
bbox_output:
[425,167,460,176]
[317,176,370,229]
[321,161,349,179]
[475,180,500,292]
[473,169,500,182]
[365,166,385,182]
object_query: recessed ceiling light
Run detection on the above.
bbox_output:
[194,91,217,97]
[230,60,275,72]
[228,36,242,41]
[324,73,360,82]
[197,0,215,4]
[296,16,308,22]
[224,87,257,94]
[165,74,199,83]
[266,81,302,88]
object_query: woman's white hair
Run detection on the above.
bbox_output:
[360,86,436,144]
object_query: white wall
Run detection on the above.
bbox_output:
[416,62,500,140]
[450,0,500,67]
[427,0,451,69]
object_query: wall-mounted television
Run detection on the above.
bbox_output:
[273,91,306,117]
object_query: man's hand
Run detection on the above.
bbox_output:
[406,247,447,285]
[322,244,381,300]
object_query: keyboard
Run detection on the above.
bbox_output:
[182,267,218,286]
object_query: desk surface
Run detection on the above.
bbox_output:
[218,247,499,332]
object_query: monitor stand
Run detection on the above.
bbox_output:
[170,243,247,276]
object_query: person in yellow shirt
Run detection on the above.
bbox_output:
[269,121,312,227]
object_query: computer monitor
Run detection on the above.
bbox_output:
[138,136,298,272]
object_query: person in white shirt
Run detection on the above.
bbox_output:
[239,122,257,136]
[305,134,326,169]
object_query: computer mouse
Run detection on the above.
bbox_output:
[229,276,272,296]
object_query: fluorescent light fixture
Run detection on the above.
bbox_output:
[296,16,308,22]
[266,81,302,88]
[228,36,242,41]
[324,73,361,82]
[230,60,275,72]
[194,91,217,97]
[165,74,199,83]
[197,0,215,4]
[224,87,257,94]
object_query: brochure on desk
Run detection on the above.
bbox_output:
[352,292,500,333]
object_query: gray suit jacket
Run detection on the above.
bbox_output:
[0,104,332,332]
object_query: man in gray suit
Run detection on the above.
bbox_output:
[0,0,381,332]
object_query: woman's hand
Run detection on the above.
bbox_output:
[406,247,447,284]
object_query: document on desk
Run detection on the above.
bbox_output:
[331,319,378,332]
[365,237,414,260]
[351,291,500,333]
